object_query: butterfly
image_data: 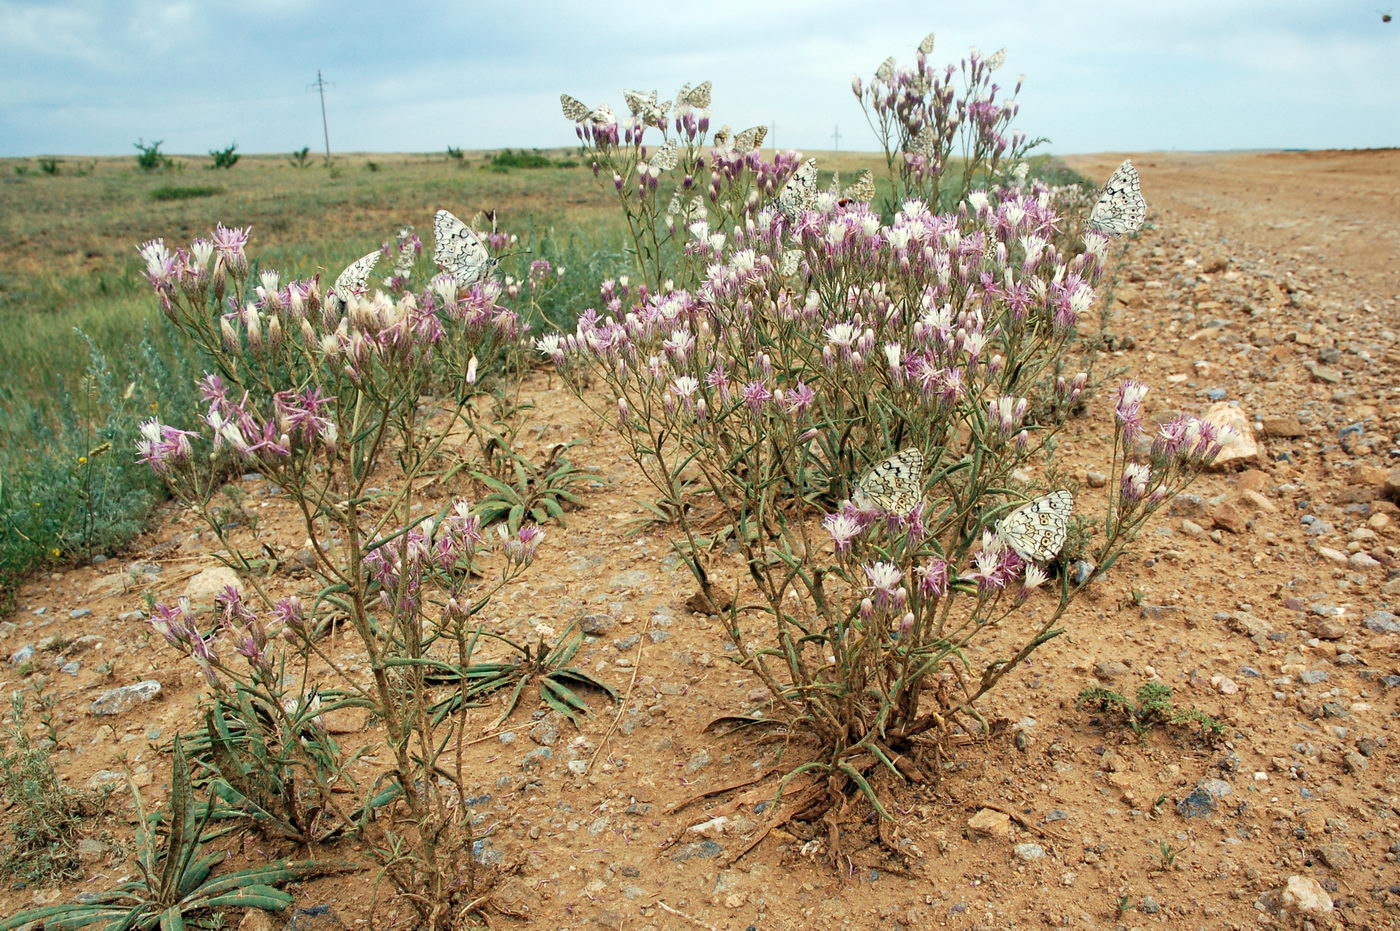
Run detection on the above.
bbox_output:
[433,210,496,287]
[1086,160,1147,237]
[838,170,874,207]
[875,56,896,83]
[777,158,819,220]
[853,448,925,515]
[329,250,380,307]
[733,125,767,154]
[997,490,1073,562]
[918,33,935,55]
[559,94,590,122]
[677,81,712,109]
[649,141,679,171]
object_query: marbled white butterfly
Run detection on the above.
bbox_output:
[329,250,380,307]
[997,490,1073,562]
[1086,160,1147,237]
[853,448,925,515]
[433,210,496,288]
[777,158,818,220]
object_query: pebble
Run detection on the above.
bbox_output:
[9,644,34,665]
[967,808,1012,838]
[1093,660,1129,680]
[68,608,92,619]
[670,840,723,861]
[1013,843,1045,861]
[1176,787,1217,818]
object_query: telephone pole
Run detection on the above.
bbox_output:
[768,120,776,152]
[831,125,841,152]
[309,70,334,160]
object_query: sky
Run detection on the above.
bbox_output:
[1,0,1396,158]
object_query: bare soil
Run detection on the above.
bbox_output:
[3,149,1399,929]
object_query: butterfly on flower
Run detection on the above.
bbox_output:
[777,158,819,220]
[1085,160,1147,237]
[996,490,1073,562]
[559,94,590,123]
[676,81,712,109]
[852,448,925,515]
[649,141,679,171]
[837,170,875,207]
[329,250,380,307]
[432,210,497,288]
[732,125,767,154]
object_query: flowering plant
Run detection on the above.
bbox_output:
[854,34,1041,211]
[135,222,549,926]
[550,47,1221,855]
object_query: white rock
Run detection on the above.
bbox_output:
[1281,875,1333,915]
[1201,402,1260,468]
[183,566,243,605]
[90,680,161,715]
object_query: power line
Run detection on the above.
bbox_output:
[308,70,334,160]
[831,125,842,152]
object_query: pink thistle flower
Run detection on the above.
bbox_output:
[211,224,251,276]
[1115,379,1149,442]
[915,558,948,598]
[740,380,772,412]
[782,381,816,416]
[863,561,903,606]
[822,510,864,553]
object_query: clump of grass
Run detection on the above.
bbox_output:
[0,687,108,884]
[150,185,222,201]
[1076,681,1225,740]
[486,148,569,171]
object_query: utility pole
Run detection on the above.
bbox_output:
[831,125,841,152]
[309,70,334,160]
[768,120,776,152]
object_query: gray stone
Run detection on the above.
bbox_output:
[1299,670,1330,685]
[1176,787,1216,818]
[1093,660,1129,680]
[1363,611,1400,633]
[68,608,92,619]
[9,644,34,665]
[670,840,723,861]
[89,680,161,716]
[1013,843,1045,861]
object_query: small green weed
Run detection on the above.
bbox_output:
[1076,681,1225,740]
[0,687,108,884]
[472,442,600,530]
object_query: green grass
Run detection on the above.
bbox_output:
[0,150,664,605]
[150,184,223,201]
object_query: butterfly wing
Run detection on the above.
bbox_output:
[999,491,1073,561]
[433,209,494,287]
[1086,160,1146,237]
[853,448,925,514]
[777,158,819,220]
[330,250,381,305]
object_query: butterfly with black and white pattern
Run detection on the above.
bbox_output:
[1086,160,1147,237]
[329,250,380,307]
[997,490,1073,562]
[853,448,925,515]
[432,210,497,288]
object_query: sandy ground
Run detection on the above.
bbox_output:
[3,149,1399,930]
